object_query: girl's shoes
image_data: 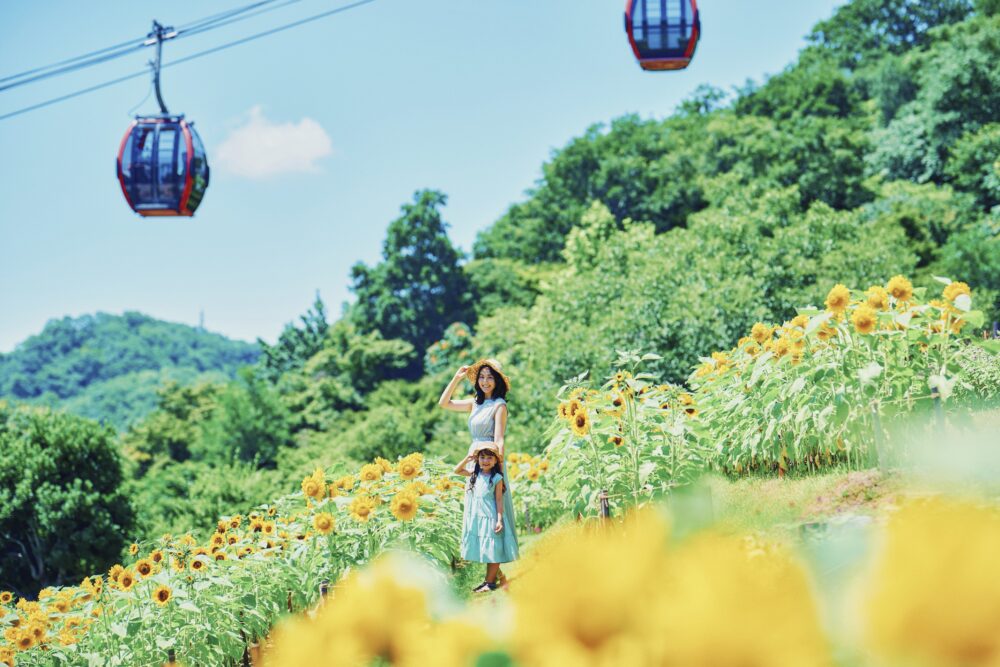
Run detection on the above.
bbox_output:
[472,581,498,594]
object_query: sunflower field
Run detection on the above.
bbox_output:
[688,275,997,475]
[540,275,999,517]
[0,454,464,666]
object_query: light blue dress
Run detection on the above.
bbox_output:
[461,397,520,563]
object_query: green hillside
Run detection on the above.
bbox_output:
[0,312,259,429]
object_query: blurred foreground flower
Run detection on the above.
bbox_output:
[262,554,497,667]
[512,510,829,667]
[864,498,1000,667]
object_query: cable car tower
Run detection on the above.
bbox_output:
[116,21,209,217]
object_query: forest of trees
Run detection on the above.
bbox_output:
[2,0,999,596]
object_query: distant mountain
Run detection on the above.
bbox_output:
[0,312,259,429]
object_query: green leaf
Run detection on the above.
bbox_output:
[805,312,833,335]
[964,309,985,328]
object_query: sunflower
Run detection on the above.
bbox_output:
[359,463,383,482]
[15,631,34,651]
[679,393,697,417]
[118,570,136,592]
[558,401,571,420]
[773,336,791,358]
[865,286,889,311]
[750,322,772,344]
[313,512,336,535]
[943,281,971,303]
[301,472,325,500]
[350,496,377,522]
[229,516,242,530]
[825,284,851,315]
[134,558,154,578]
[609,435,624,447]
[128,543,139,556]
[527,467,542,481]
[851,304,878,335]
[214,551,228,561]
[405,480,433,496]
[886,275,913,303]
[789,314,809,329]
[227,535,238,545]
[0,591,13,605]
[571,410,590,437]
[170,558,186,573]
[150,549,164,564]
[190,557,208,572]
[108,564,124,583]
[567,398,583,418]
[210,533,226,548]
[152,585,172,607]
[398,458,421,480]
[262,521,276,536]
[374,456,394,473]
[390,493,419,522]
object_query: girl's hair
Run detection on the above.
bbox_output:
[468,454,503,492]
[474,366,508,404]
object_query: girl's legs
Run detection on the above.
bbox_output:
[473,563,501,591]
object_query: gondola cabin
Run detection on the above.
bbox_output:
[625,0,700,71]
[116,115,209,217]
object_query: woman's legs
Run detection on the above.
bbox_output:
[485,562,500,583]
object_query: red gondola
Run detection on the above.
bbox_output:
[625,0,700,71]
[115,21,209,217]
[116,115,209,217]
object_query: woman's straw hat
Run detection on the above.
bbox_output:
[466,358,512,391]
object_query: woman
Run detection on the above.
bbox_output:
[438,358,520,591]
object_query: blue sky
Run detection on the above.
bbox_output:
[0,0,845,353]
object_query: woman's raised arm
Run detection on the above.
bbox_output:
[438,365,474,412]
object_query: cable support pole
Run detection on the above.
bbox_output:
[149,21,172,115]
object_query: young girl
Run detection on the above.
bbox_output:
[439,358,520,592]
[453,444,517,591]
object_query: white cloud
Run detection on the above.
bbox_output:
[216,106,332,179]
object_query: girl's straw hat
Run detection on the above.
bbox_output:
[473,442,501,457]
[466,358,512,390]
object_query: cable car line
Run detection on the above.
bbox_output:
[0,35,148,86]
[0,0,377,123]
[174,0,307,39]
[0,43,149,93]
[0,0,300,93]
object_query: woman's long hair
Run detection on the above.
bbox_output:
[468,456,503,492]
[474,366,508,404]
